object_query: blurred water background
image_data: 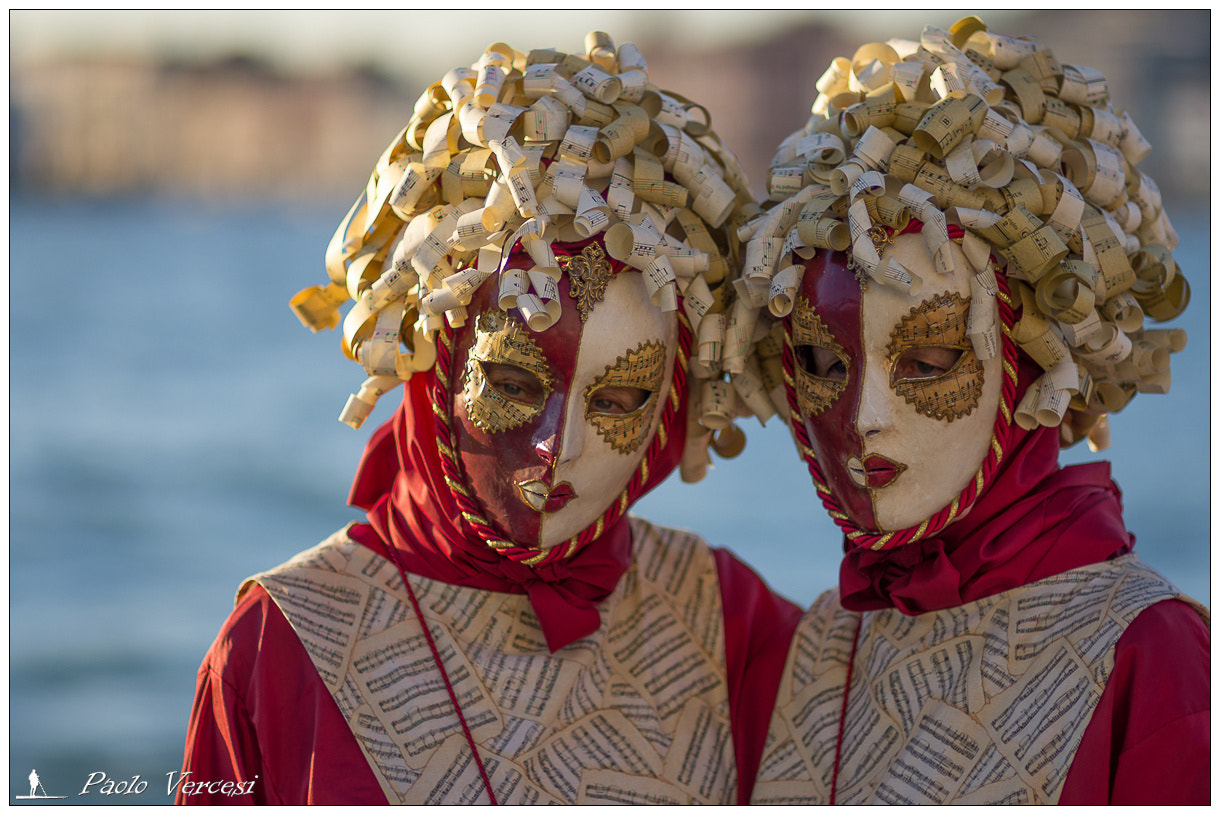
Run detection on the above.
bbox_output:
[9,9,1210,804]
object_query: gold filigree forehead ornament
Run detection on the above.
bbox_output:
[846,225,896,284]
[561,242,616,322]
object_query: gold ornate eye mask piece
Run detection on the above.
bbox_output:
[585,339,667,455]
[887,292,983,421]
[463,310,553,432]
[791,296,849,417]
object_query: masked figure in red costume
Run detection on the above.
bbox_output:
[742,16,1208,806]
[179,32,800,805]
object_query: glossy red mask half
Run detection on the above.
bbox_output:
[790,250,876,528]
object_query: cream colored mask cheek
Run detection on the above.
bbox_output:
[857,239,1001,532]
[538,274,677,547]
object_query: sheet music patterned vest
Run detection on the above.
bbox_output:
[245,518,736,804]
[751,555,1199,805]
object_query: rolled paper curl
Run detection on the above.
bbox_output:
[444,304,469,328]
[573,187,612,237]
[1041,96,1081,140]
[442,68,476,107]
[730,357,775,423]
[797,215,851,252]
[853,126,900,171]
[912,92,988,160]
[690,168,738,228]
[1060,64,1109,106]
[571,64,622,104]
[797,131,848,166]
[1035,260,1097,325]
[697,312,726,369]
[339,376,404,429]
[699,379,735,430]
[1076,321,1133,365]
[721,296,760,375]
[768,264,803,317]
[1015,369,1072,430]
[291,282,349,332]
[1079,105,1125,149]
[527,266,560,303]
[999,68,1047,124]
[1118,110,1152,164]
[1021,48,1064,93]
[594,103,650,163]
[842,85,899,136]
[865,194,910,231]
[710,423,747,458]
[1058,309,1105,349]
[1061,138,1127,208]
[642,254,679,311]
[679,273,714,327]
[816,57,852,96]
[967,275,1000,359]
[1100,290,1144,333]
[515,292,557,331]
[1136,271,1190,322]
[849,42,900,93]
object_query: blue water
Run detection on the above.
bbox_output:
[9,197,1210,802]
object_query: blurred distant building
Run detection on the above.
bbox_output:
[10,10,1208,205]
[643,9,1208,203]
[11,55,414,201]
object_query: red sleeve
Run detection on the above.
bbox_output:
[177,584,387,804]
[1058,598,1210,805]
[713,549,804,806]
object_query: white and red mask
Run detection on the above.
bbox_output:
[450,242,678,550]
[789,234,1003,534]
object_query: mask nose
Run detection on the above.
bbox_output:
[532,391,586,472]
[532,394,564,469]
[555,390,585,467]
[855,360,892,440]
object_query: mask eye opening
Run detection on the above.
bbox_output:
[796,344,849,381]
[480,360,548,406]
[587,385,654,417]
[890,345,965,384]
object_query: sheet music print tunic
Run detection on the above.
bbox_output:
[751,556,1202,805]
[247,518,737,804]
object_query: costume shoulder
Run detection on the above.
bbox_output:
[1100,554,1203,622]
[1059,593,1209,805]
[197,529,357,693]
[237,525,362,602]
[184,527,386,804]
[239,526,404,694]
[625,515,718,586]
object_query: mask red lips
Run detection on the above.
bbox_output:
[543,482,576,512]
[516,479,578,513]
[862,455,906,488]
[848,454,906,489]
